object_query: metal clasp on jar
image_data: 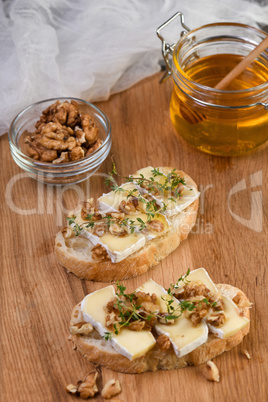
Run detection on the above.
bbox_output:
[156,11,190,83]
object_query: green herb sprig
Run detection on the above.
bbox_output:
[173,269,191,288]
[67,160,186,237]
[67,214,148,237]
[66,216,83,236]
[105,161,186,221]
[102,273,198,341]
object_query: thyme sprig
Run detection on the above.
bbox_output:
[67,214,149,236]
[104,161,186,221]
[106,161,186,200]
[67,161,186,237]
[104,282,159,337]
[103,332,112,341]
[102,271,219,341]
[102,273,199,341]
[173,269,191,288]
[162,274,195,321]
[66,216,84,236]
[167,270,218,310]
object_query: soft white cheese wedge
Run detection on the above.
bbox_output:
[134,167,200,217]
[97,183,139,214]
[81,230,146,263]
[74,206,169,263]
[97,182,162,215]
[138,279,208,358]
[73,211,146,263]
[207,294,249,339]
[175,268,249,339]
[72,212,146,263]
[81,286,156,360]
[174,267,219,295]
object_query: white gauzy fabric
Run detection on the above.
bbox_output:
[0,0,268,134]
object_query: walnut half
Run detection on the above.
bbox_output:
[66,383,78,394]
[200,360,220,382]
[101,379,121,399]
[78,372,98,399]
[157,334,171,351]
[146,219,164,233]
[91,244,109,262]
[61,226,74,239]
[69,322,93,335]
[66,371,98,399]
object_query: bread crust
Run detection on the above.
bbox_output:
[55,169,199,281]
[69,284,250,374]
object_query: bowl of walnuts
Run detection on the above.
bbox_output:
[8,98,112,184]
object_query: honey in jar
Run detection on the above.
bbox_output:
[158,15,268,156]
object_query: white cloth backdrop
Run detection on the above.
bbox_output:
[0,0,268,133]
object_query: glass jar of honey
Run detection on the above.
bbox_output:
[157,12,268,156]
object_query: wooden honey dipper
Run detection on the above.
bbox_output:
[181,35,268,124]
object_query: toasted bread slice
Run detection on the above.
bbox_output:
[69,284,250,374]
[55,169,199,281]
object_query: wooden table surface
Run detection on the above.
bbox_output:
[1,72,267,402]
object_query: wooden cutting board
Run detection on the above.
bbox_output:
[1,72,267,402]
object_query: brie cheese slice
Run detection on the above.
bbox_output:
[73,210,147,263]
[134,167,200,217]
[82,229,146,263]
[72,211,146,263]
[175,268,249,339]
[207,294,249,339]
[97,183,139,214]
[174,267,219,295]
[73,207,169,263]
[137,279,208,358]
[81,286,156,360]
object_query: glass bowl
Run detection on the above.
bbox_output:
[8,97,112,185]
